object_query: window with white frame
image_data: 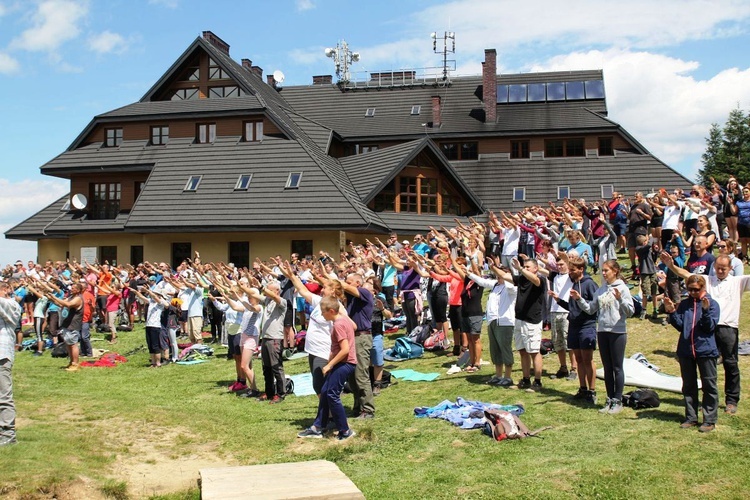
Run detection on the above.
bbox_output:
[601,184,614,199]
[557,186,570,200]
[411,105,421,115]
[513,187,526,202]
[184,175,202,191]
[235,174,252,190]
[365,108,376,117]
[286,172,302,189]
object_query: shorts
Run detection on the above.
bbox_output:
[159,327,170,351]
[461,315,483,335]
[179,310,188,322]
[738,223,750,239]
[431,292,448,323]
[448,305,462,330]
[626,231,646,249]
[567,326,597,350]
[488,321,514,367]
[613,222,627,237]
[227,333,242,357]
[283,299,294,328]
[61,328,80,346]
[370,333,384,367]
[550,311,569,352]
[295,296,306,312]
[640,274,657,298]
[514,319,542,353]
[241,334,258,352]
[145,326,162,354]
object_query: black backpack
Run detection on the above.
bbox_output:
[51,342,68,358]
[622,389,660,409]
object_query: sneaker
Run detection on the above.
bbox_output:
[372,384,381,396]
[599,398,612,414]
[239,389,262,398]
[661,317,669,326]
[269,395,285,404]
[516,378,531,390]
[446,364,462,375]
[33,351,43,357]
[698,423,715,433]
[566,370,578,381]
[230,382,248,392]
[551,368,569,379]
[297,426,323,439]
[680,420,699,429]
[725,404,738,415]
[586,390,597,405]
[356,411,374,420]
[572,387,588,400]
[639,311,647,320]
[337,429,356,441]
[487,375,502,385]
[498,377,514,387]
[257,394,269,402]
[529,380,543,392]
[608,399,624,414]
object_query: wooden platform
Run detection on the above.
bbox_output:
[199,460,365,499]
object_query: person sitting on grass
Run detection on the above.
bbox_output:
[298,295,357,441]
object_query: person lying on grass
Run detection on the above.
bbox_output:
[298,295,358,441]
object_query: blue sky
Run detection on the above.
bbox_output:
[1,0,750,264]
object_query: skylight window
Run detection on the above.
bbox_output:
[585,80,605,99]
[411,105,421,115]
[184,175,202,192]
[565,81,585,100]
[365,108,376,117]
[285,172,303,189]
[235,174,252,190]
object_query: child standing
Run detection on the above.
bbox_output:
[635,234,658,320]
[298,296,357,441]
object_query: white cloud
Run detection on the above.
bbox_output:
[0,177,68,265]
[88,31,127,54]
[528,48,750,177]
[296,0,314,12]
[0,52,20,74]
[289,47,322,65]
[9,0,88,53]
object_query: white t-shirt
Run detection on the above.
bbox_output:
[550,274,573,313]
[146,298,165,328]
[662,204,682,230]
[502,227,520,256]
[304,294,333,360]
[704,274,750,328]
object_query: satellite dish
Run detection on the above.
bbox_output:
[272,70,285,84]
[71,193,88,210]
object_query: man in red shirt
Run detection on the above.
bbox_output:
[80,278,96,357]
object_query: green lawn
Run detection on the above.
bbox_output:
[3,278,750,499]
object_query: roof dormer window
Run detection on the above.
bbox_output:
[105,128,123,147]
[184,175,202,192]
[286,172,302,189]
[365,108,376,117]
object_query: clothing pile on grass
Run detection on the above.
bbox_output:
[80,353,127,368]
[415,397,550,441]
[177,344,214,364]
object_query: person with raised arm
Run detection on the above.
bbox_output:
[127,284,171,368]
[45,282,84,372]
[448,251,484,372]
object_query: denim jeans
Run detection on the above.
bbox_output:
[314,362,356,432]
[0,359,15,440]
[79,322,93,357]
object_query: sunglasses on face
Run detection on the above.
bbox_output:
[687,287,703,293]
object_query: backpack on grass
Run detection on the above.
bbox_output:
[407,323,433,345]
[423,329,449,351]
[51,342,68,358]
[622,389,660,409]
[392,337,424,360]
[483,409,550,441]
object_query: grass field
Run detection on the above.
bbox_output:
[3,271,750,499]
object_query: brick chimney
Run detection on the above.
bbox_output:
[482,49,497,123]
[202,31,230,55]
[241,59,252,70]
[312,75,333,85]
[267,75,275,86]
[251,66,263,78]
[432,96,441,128]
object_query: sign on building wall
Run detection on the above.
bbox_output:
[81,247,97,265]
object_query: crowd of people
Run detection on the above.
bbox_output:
[1,180,749,444]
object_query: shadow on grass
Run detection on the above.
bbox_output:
[634,408,683,422]
[652,349,678,359]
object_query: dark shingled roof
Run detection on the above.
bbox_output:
[454,150,691,212]
[97,96,264,119]
[375,212,474,234]
[5,195,70,240]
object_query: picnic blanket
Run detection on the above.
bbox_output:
[415,397,525,429]
[288,372,317,396]
[80,352,127,368]
[175,359,207,365]
[390,369,440,382]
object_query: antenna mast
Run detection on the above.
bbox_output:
[324,40,360,84]
[431,31,455,82]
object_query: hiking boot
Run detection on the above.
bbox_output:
[356,411,374,420]
[698,423,715,433]
[725,404,738,415]
[586,390,597,405]
[337,429,356,441]
[608,399,624,414]
[572,387,588,400]
[516,378,531,390]
[529,380,543,392]
[599,398,612,413]
[65,363,80,372]
[680,420,699,429]
[297,426,323,439]
[551,368,569,379]
[269,395,285,404]
[566,370,578,381]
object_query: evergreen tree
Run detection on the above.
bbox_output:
[700,107,750,185]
